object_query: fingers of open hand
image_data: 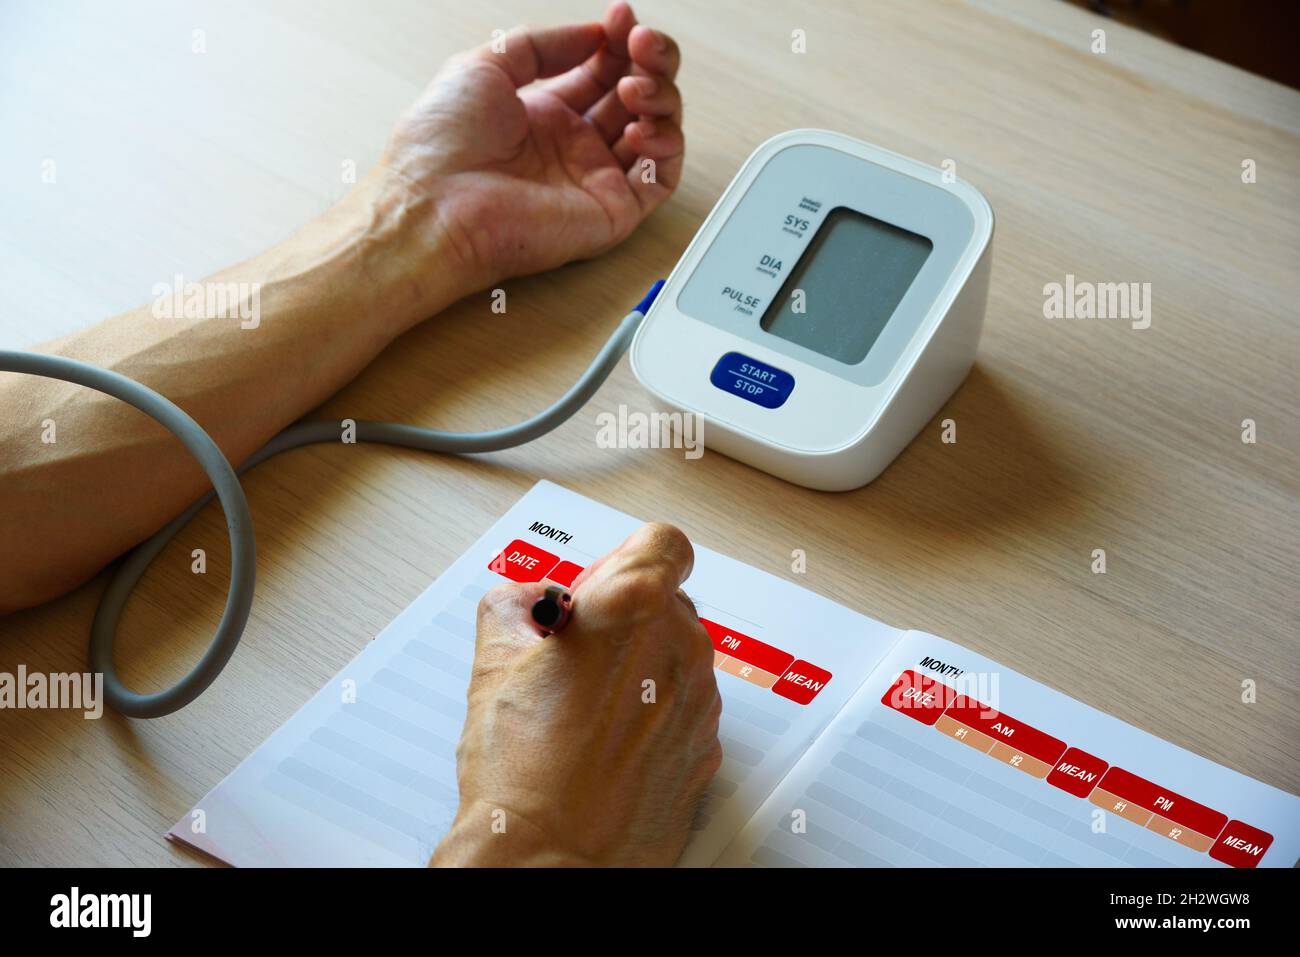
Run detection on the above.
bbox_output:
[615,75,681,125]
[489,3,683,214]
[543,0,636,115]
[611,26,684,206]
[588,19,681,148]
[470,21,605,89]
[595,37,680,139]
[628,22,680,82]
[613,116,684,165]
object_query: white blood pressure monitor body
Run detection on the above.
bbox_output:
[630,130,994,491]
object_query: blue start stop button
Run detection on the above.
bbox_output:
[709,351,795,409]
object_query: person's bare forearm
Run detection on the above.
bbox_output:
[0,171,464,613]
[2,0,685,619]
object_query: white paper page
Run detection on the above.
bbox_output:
[168,480,903,866]
[715,631,1300,868]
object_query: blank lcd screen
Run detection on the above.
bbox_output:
[760,207,932,365]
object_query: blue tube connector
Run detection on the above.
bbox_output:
[633,279,666,315]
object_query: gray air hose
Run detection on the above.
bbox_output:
[0,280,663,718]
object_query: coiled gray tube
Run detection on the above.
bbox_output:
[0,283,659,718]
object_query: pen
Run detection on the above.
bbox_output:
[530,584,573,635]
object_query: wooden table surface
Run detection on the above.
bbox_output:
[1,0,1297,866]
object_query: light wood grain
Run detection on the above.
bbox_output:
[1,0,1297,866]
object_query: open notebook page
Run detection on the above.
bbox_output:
[168,480,903,866]
[715,631,1300,868]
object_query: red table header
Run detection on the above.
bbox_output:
[880,670,956,726]
[1209,820,1274,869]
[1046,747,1108,798]
[1097,767,1228,838]
[700,619,794,676]
[546,561,584,587]
[773,660,833,705]
[488,540,559,583]
[945,697,1067,766]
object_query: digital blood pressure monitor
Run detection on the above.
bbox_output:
[0,129,993,718]
[631,129,993,491]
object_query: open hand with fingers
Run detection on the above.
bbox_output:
[366,1,684,313]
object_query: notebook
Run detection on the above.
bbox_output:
[168,481,1300,868]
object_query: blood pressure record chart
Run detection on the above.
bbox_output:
[171,481,1299,869]
[169,481,903,867]
[717,632,1300,868]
